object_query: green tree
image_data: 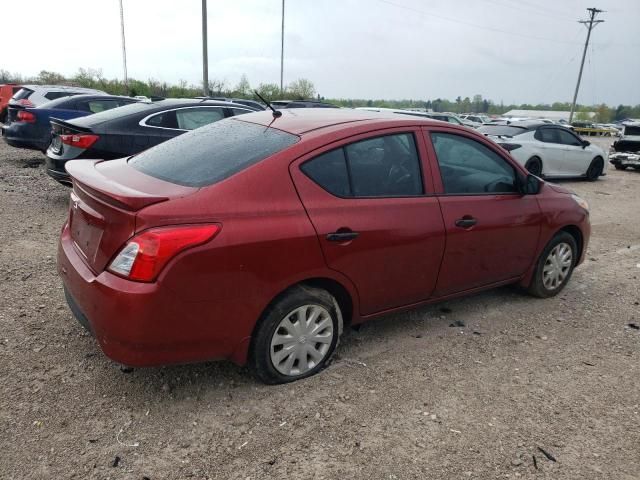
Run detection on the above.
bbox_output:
[287,78,315,100]
[233,74,251,97]
[256,83,282,101]
[37,70,66,84]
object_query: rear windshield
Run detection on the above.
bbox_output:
[130,119,299,187]
[11,88,34,100]
[624,126,640,136]
[477,125,528,137]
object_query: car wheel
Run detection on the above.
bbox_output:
[585,156,604,181]
[527,232,577,298]
[614,164,627,171]
[525,157,542,176]
[249,286,340,384]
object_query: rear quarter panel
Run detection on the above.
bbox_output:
[134,148,360,353]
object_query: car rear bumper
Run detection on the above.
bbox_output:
[610,153,640,167]
[58,222,250,367]
[45,156,72,185]
[1,123,49,150]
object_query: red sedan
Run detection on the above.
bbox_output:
[58,109,590,383]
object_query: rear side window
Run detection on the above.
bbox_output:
[12,88,34,100]
[301,133,423,197]
[86,99,121,113]
[535,128,559,143]
[146,110,178,128]
[130,119,299,187]
[176,107,225,130]
[44,91,77,101]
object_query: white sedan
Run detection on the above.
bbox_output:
[478,121,608,181]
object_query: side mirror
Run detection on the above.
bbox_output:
[582,140,590,148]
[519,174,541,195]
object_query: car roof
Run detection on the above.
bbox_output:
[19,84,103,92]
[233,108,442,135]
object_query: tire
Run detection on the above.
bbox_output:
[249,285,340,384]
[585,156,604,181]
[525,157,542,176]
[527,232,578,298]
[614,164,627,171]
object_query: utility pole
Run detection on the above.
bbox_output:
[202,0,209,96]
[280,0,285,94]
[119,0,128,93]
[569,7,604,123]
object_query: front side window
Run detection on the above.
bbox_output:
[176,107,225,130]
[431,132,517,194]
[301,133,423,198]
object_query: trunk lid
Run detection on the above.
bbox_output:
[66,158,197,273]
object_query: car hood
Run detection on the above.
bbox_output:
[546,182,574,195]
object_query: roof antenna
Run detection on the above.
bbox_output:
[254,90,282,118]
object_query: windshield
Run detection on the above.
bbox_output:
[477,125,528,137]
[130,119,299,187]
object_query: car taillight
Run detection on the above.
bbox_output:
[60,133,100,149]
[500,143,522,151]
[108,224,221,282]
[18,99,34,107]
[17,110,36,123]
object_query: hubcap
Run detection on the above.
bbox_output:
[542,242,573,290]
[270,304,334,377]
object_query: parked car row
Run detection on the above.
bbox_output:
[0,88,606,383]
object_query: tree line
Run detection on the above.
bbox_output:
[1,68,638,123]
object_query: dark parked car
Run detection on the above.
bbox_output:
[59,109,590,384]
[46,99,259,184]
[1,95,138,151]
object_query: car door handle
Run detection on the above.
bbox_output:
[326,231,359,242]
[455,217,477,228]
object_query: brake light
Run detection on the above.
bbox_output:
[108,224,221,282]
[500,143,522,151]
[60,133,100,149]
[17,110,36,123]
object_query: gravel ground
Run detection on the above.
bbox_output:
[0,137,638,480]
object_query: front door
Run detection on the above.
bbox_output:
[290,129,446,315]
[425,128,541,296]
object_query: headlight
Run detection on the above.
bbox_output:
[571,194,589,212]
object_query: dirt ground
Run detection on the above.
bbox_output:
[0,137,638,480]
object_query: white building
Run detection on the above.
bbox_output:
[503,110,595,121]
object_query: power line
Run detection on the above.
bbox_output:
[569,8,604,123]
[375,0,585,45]
[482,0,575,23]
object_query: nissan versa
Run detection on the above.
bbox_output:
[58,109,590,384]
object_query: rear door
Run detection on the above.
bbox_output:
[425,127,541,296]
[290,128,446,315]
[556,128,590,175]
[533,127,567,175]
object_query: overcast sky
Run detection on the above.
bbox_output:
[3,0,639,105]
